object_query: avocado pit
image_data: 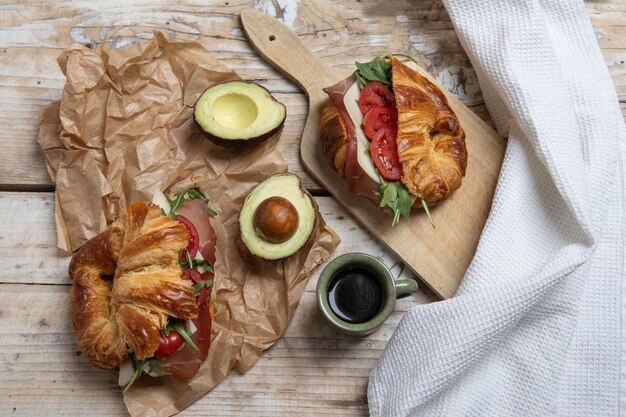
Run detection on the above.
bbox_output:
[239,173,318,261]
[253,197,299,243]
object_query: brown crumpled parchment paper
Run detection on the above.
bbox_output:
[37,32,340,417]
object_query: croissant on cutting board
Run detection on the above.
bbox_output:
[320,56,468,226]
[68,188,217,391]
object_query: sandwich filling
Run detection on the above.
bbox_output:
[118,188,217,392]
[324,56,415,226]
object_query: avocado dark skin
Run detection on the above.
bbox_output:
[195,113,285,148]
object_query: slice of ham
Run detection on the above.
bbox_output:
[175,199,217,265]
[159,198,216,379]
[159,284,212,379]
[324,75,380,203]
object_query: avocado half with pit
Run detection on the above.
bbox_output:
[240,173,318,260]
[194,81,286,147]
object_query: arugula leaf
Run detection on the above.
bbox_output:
[144,358,165,377]
[374,176,413,227]
[166,187,211,217]
[421,198,436,228]
[162,321,200,352]
[354,71,368,90]
[354,56,392,89]
[373,58,391,80]
[194,279,214,294]
[123,353,145,394]
[172,323,200,352]
[397,184,412,218]
[382,181,397,203]
[180,255,214,273]
[355,61,382,84]
[185,188,209,202]
[354,54,420,90]
[178,249,193,269]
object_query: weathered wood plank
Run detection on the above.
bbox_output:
[2,0,622,189]
[0,192,70,284]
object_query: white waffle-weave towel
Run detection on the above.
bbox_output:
[368,1,626,416]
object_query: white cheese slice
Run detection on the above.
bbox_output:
[342,82,381,184]
[151,188,171,213]
[187,320,197,335]
[118,361,134,386]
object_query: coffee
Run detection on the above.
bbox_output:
[327,267,383,323]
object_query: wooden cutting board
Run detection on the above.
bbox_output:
[240,9,505,299]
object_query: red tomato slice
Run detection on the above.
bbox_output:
[370,128,402,180]
[181,268,203,283]
[176,200,217,265]
[358,81,395,114]
[174,214,199,263]
[153,330,184,358]
[363,106,398,141]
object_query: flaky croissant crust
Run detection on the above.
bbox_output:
[68,202,197,371]
[391,57,467,206]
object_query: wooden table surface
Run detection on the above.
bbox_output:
[1,1,624,416]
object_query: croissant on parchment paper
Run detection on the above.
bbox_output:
[68,202,197,371]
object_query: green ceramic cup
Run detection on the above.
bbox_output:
[316,252,419,336]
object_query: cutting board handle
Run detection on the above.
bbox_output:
[240,9,333,98]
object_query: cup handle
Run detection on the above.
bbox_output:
[395,278,419,298]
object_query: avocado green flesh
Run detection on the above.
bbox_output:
[194,81,286,141]
[240,174,316,260]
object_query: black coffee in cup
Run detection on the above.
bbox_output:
[318,253,419,335]
[327,267,383,323]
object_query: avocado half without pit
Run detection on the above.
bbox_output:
[194,81,287,147]
[240,173,318,260]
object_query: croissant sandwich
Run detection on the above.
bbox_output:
[68,187,218,392]
[320,56,467,226]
